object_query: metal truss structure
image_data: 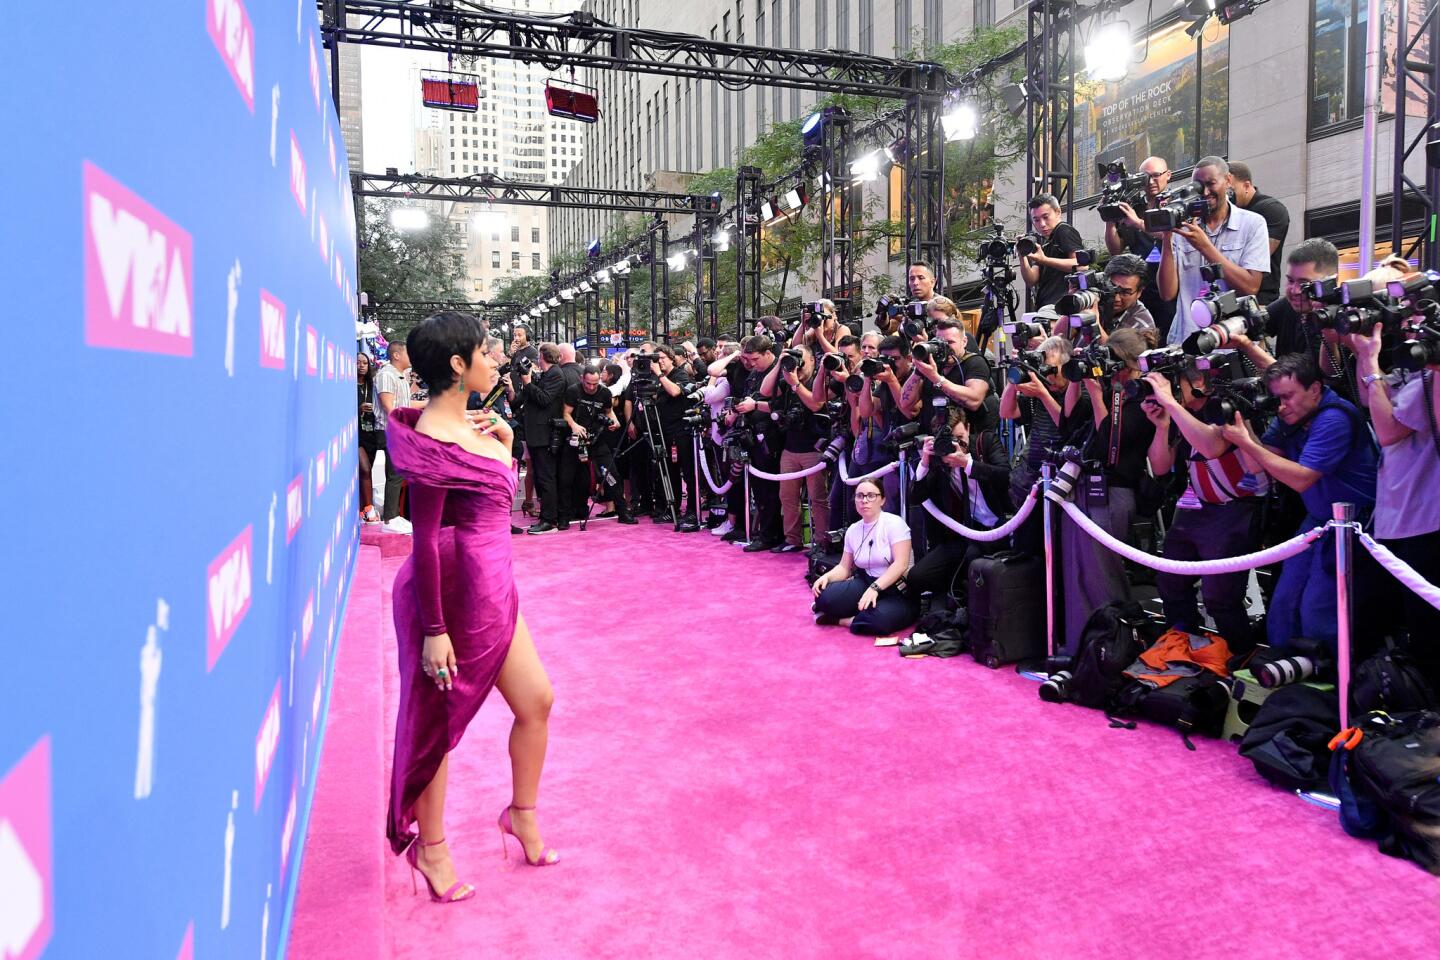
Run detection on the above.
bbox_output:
[351,170,719,216]
[1391,0,1440,270]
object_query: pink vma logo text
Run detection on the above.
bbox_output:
[260,290,286,369]
[290,132,307,215]
[286,475,303,543]
[254,680,281,810]
[206,0,255,112]
[206,525,253,671]
[83,163,194,357]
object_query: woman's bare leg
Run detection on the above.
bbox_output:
[359,447,374,510]
[410,754,470,895]
[495,612,555,862]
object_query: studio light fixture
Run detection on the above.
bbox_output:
[712,224,732,251]
[612,258,632,275]
[390,206,430,231]
[546,297,561,308]
[781,184,809,211]
[758,198,778,222]
[579,280,594,293]
[999,81,1035,116]
[1084,22,1132,82]
[885,137,910,165]
[666,250,690,272]
[849,150,890,183]
[595,269,611,284]
[941,100,979,142]
[586,238,602,258]
[529,307,542,317]
[559,288,576,301]
[471,201,507,234]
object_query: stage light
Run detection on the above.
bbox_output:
[758,198,778,221]
[781,184,809,211]
[612,258,632,275]
[546,297,561,308]
[537,303,549,314]
[800,111,825,147]
[390,206,430,231]
[595,269,611,284]
[713,225,732,251]
[472,202,507,234]
[885,137,910,165]
[667,250,690,272]
[529,307,542,317]
[999,81,1034,115]
[559,288,576,301]
[1181,0,1217,17]
[586,238,601,258]
[579,281,594,293]
[1085,22,1132,81]
[850,150,889,183]
[941,101,979,142]
[545,80,600,123]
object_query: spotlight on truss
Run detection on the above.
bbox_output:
[471,202,507,234]
[849,149,891,183]
[547,297,561,308]
[885,137,910,165]
[586,238,601,258]
[999,81,1036,115]
[1085,22,1132,81]
[579,280,594,293]
[712,224,732,251]
[612,258,632,275]
[595,269,611,284]
[559,288,576,301]
[529,307,542,317]
[758,198,778,221]
[941,100,979,142]
[667,250,691,272]
[390,206,430,231]
[781,184,809,211]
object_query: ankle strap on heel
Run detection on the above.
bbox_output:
[416,836,447,847]
[509,803,536,812]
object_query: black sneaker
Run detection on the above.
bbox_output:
[743,539,780,553]
[770,542,803,554]
[557,521,570,531]
[617,515,639,525]
[721,528,747,543]
[526,522,557,535]
[678,518,701,533]
[595,509,618,519]
[511,525,524,535]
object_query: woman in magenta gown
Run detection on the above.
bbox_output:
[385,312,559,904]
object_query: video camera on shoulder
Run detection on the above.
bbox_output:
[1096,161,1150,224]
[1144,181,1207,232]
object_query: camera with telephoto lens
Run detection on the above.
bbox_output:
[1055,278,1117,318]
[1213,376,1281,421]
[1062,342,1125,381]
[1038,669,1074,702]
[999,349,1057,385]
[1144,181,1208,232]
[1183,290,1269,354]
[778,347,805,374]
[547,417,571,454]
[1006,317,1051,344]
[812,399,849,440]
[1097,161,1150,223]
[1124,346,1187,400]
[884,421,924,452]
[860,355,896,378]
[845,373,866,393]
[821,352,847,373]
[1393,321,1440,371]
[803,301,829,328]
[876,295,926,321]
[1014,233,1045,259]
[910,339,953,367]
[1043,445,1088,503]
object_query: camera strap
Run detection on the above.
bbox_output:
[1107,386,1124,468]
[1423,370,1440,462]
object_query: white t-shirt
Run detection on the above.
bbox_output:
[374,363,411,430]
[844,512,913,579]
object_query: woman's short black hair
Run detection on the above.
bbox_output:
[407,311,488,394]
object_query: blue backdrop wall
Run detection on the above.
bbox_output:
[2,3,359,958]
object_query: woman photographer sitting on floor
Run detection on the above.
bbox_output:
[904,405,1013,603]
[811,479,918,635]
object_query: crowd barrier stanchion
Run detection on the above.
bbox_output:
[693,433,702,523]
[1334,502,1356,731]
[1042,462,1056,659]
[743,466,752,545]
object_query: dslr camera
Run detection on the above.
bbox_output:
[1144,181,1208,232]
[860,355,897,378]
[1061,342,1125,381]
[1183,288,1269,354]
[497,353,532,378]
[778,347,805,374]
[802,301,830,328]
[1096,161,1150,224]
[910,339,954,368]
[1311,277,1406,337]
[1125,345,1187,400]
[998,349,1058,386]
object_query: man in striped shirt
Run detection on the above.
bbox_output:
[1141,360,1268,651]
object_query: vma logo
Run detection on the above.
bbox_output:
[315,451,327,496]
[290,132,307,215]
[306,326,318,376]
[259,290,286,369]
[83,163,194,357]
[301,589,314,654]
[286,475,303,543]
[206,526,253,671]
[307,31,322,110]
[254,681,281,811]
[207,0,255,112]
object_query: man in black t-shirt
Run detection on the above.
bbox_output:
[1230,162,1291,305]
[900,317,998,436]
[729,335,785,548]
[561,364,636,525]
[1019,193,1085,309]
[1103,155,1178,339]
[649,346,700,531]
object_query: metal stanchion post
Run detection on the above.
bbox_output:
[1333,501,1356,730]
[743,467,753,545]
[693,432,702,527]
[1043,462,1056,659]
[898,450,910,526]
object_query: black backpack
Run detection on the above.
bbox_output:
[1111,673,1232,750]
[1349,710,1440,875]
[1238,685,1340,792]
[1352,649,1437,715]
[1064,601,1162,710]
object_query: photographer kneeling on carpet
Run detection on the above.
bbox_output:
[810,479,918,635]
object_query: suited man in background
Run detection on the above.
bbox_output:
[520,342,566,534]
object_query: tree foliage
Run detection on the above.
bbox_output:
[357,197,468,305]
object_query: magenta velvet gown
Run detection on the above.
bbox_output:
[385,407,519,854]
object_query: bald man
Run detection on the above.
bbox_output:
[1103,155,1177,339]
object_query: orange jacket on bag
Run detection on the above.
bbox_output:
[1123,628,1233,689]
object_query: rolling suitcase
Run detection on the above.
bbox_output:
[967,550,1045,668]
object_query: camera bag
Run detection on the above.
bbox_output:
[1351,648,1437,716]
[1110,673,1231,750]
[1348,710,1440,875]
[1064,601,1162,710]
[967,550,1045,668]
[1238,684,1339,792]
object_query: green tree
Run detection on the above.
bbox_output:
[358,197,468,306]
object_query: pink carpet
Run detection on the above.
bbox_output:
[291,519,1440,960]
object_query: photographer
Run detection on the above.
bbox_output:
[999,336,1087,553]
[1157,156,1271,347]
[729,334,786,550]
[1058,328,1155,653]
[1141,362,1268,650]
[1104,155,1177,338]
[1353,325,1440,674]
[620,343,661,518]
[900,308,998,436]
[519,342,566,534]
[810,479,919,635]
[874,262,939,336]
[1228,162,1291,305]
[1098,255,1159,346]
[1220,353,1378,652]
[791,298,853,355]
[761,343,833,553]
[906,405,1013,602]
[653,346,701,532]
[851,336,914,518]
[560,362,637,527]
[1018,194,1085,309]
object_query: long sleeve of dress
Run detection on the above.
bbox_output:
[409,482,450,637]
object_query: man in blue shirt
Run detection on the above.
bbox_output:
[1222,353,1378,651]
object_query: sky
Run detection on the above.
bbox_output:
[359,44,449,174]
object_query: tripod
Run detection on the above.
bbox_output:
[633,394,680,529]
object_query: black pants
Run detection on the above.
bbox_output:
[1378,530,1440,684]
[660,426,698,518]
[747,443,784,543]
[1156,499,1261,651]
[526,442,560,524]
[560,440,628,520]
[623,432,655,512]
[906,536,1003,601]
[815,572,920,636]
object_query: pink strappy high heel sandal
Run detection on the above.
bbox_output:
[497,804,560,867]
[404,837,476,903]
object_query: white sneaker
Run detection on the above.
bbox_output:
[383,517,413,535]
[710,518,734,537]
